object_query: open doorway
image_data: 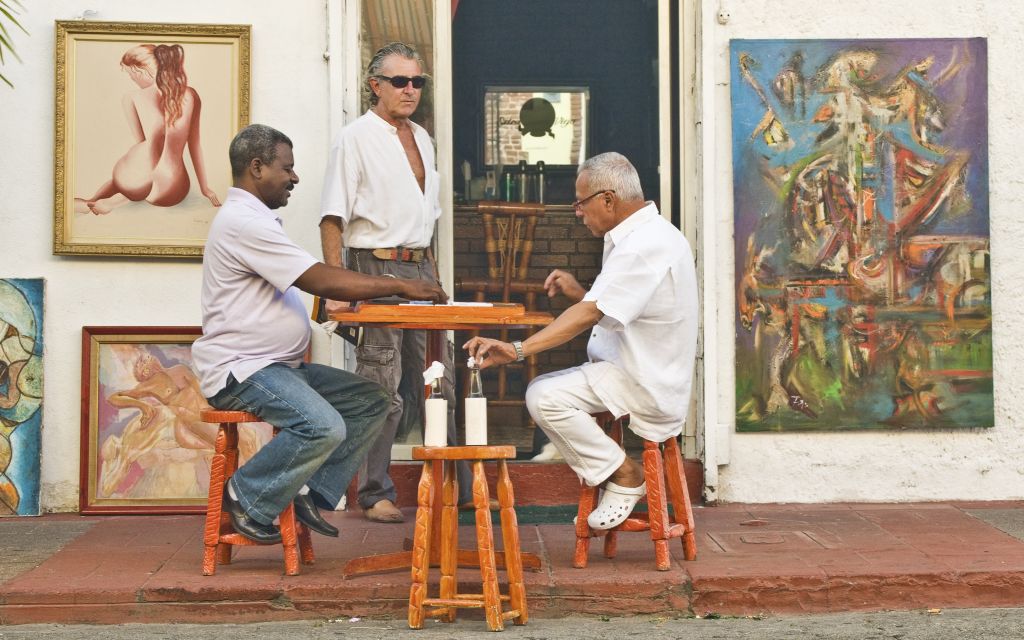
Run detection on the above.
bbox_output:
[450,0,663,457]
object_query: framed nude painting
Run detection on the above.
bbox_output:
[79,326,271,515]
[54,21,250,258]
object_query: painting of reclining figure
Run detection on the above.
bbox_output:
[730,38,991,431]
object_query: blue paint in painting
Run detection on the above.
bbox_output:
[0,278,43,515]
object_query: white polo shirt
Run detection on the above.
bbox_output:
[319,110,441,249]
[581,203,698,439]
[192,188,318,397]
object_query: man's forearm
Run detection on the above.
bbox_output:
[319,216,345,268]
[295,263,406,302]
[521,301,603,358]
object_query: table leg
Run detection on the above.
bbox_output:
[439,460,459,622]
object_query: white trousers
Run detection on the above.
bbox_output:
[524,367,627,487]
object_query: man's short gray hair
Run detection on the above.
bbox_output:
[229,124,292,178]
[366,42,423,106]
[578,152,644,201]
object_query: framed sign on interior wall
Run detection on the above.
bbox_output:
[54,21,250,258]
[79,326,271,515]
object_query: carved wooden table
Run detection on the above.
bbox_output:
[329,302,552,579]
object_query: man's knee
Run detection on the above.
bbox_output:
[525,378,556,419]
[315,417,348,449]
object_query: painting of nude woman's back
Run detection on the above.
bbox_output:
[55,22,250,257]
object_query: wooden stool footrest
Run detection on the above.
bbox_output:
[218,533,272,547]
[199,409,263,423]
[413,445,516,460]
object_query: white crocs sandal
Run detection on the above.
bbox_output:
[586,481,646,530]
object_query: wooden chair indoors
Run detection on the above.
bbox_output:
[455,201,547,426]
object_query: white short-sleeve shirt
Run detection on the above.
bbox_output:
[319,110,441,249]
[581,203,698,439]
[192,188,319,397]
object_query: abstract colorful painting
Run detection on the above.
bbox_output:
[0,279,43,516]
[730,39,991,431]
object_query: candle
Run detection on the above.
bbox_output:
[424,397,448,447]
[464,397,487,446]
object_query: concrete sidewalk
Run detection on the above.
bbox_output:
[2,502,1024,625]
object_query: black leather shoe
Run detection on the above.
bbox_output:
[293,494,339,537]
[223,488,282,544]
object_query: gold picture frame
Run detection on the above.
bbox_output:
[54,21,250,258]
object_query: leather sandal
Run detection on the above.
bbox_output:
[587,481,647,530]
[363,498,405,523]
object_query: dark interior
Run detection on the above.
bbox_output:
[452,0,661,205]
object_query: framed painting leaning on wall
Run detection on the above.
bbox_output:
[79,327,271,515]
[0,279,43,517]
[54,21,250,258]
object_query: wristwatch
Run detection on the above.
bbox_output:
[511,340,525,362]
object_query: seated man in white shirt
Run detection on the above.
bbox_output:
[464,152,698,531]
[192,124,447,543]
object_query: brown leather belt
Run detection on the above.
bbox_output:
[369,247,425,263]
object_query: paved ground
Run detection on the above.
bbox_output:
[3,609,1024,639]
[2,503,1024,626]
[0,518,95,583]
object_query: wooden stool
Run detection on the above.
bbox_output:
[574,413,697,570]
[199,409,314,576]
[408,445,527,632]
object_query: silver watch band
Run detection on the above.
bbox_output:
[512,340,525,362]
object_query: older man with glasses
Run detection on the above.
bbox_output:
[318,42,476,523]
[465,152,699,531]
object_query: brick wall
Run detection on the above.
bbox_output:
[452,207,604,428]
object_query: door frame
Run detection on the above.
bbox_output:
[331,0,717,501]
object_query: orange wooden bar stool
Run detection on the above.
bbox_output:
[199,409,313,576]
[574,413,697,571]
[408,445,527,632]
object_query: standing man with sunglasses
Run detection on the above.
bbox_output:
[464,152,698,532]
[319,42,473,523]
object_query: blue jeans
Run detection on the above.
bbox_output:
[207,362,388,526]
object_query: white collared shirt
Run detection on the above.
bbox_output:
[192,188,318,397]
[581,203,698,438]
[319,110,441,249]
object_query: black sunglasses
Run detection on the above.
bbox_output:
[375,75,427,89]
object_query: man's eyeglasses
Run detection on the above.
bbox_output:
[572,189,615,211]
[375,75,427,89]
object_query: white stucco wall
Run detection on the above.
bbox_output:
[705,0,1024,502]
[1,0,335,511]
